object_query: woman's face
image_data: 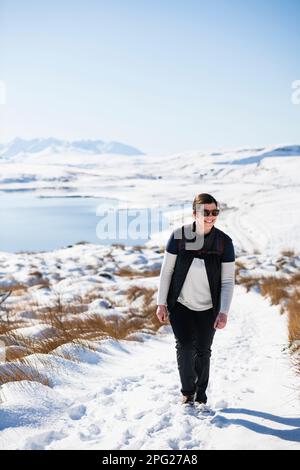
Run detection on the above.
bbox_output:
[193,203,219,232]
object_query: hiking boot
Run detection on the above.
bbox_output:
[194,401,215,415]
[181,394,195,405]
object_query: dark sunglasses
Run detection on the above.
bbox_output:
[203,209,220,217]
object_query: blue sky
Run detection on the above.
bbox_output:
[1,0,299,154]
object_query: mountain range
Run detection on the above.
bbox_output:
[0,137,145,159]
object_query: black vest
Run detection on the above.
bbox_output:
[166,223,230,317]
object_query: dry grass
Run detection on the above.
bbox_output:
[287,291,300,345]
[0,275,50,297]
[0,284,161,365]
[260,276,289,306]
[37,294,88,318]
[235,260,246,270]
[281,249,295,257]
[127,286,160,329]
[236,275,261,292]
[129,245,145,252]
[28,271,44,278]
[0,246,164,387]
[0,301,25,333]
[127,285,155,303]
[0,283,29,295]
[116,267,161,278]
[0,320,23,335]
[234,261,260,292]
[4,345,32,361]
[2,297,40,320]
[259,273,300,306]
[291,273,300,283]
[0,245,163,386]
[0,359,50,386]
[235,264,300,356]
[111,243,126,249]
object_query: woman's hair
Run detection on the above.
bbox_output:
[192,193,218,212]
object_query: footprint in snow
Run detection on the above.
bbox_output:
[24,430,66,450]
[102,396,115,405]
[167,437,180,449]
[79,424,101,442]
[68,404,87,420]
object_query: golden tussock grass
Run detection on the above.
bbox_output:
[259,273,300,305]
[235,263,300,355]
[260,276,289,305]
[0,266,162,386]
[236,275,261,292]
[116,267,161,278]
[0,284,160,366]
[234,261,260,292]
[0,284,29,296]
[259,275,300,351]
[281,249,295,257]
[0,358,50,387]
[287,290,300,346]
[0,321,23,336]
[127,285,161,329]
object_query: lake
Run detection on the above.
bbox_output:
[0,192,171,253]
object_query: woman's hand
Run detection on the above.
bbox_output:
[156,305,169,323]
[214,312,228,329]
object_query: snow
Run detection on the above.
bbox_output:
[0,286,298,450]
[0,142,299,449]
[13,324,57,340]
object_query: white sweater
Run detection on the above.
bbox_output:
[156,251,235,315]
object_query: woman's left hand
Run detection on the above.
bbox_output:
[214,312,228,329]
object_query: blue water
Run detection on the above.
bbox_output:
[0,193,170,253]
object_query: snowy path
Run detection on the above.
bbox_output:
[0,285,299,450]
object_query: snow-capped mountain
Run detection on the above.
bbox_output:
[0,137,145,160]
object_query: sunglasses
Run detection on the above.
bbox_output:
[203,209,220,217]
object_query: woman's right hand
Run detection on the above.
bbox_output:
[156,305,169,323]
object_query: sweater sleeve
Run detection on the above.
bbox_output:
[156,230,179,305]
[220,261,235,315]
[156,251,177,305]
[219,237,235,315]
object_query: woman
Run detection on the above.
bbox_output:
[156,193,235,410]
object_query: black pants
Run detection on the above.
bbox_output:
[168,300,216,403]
